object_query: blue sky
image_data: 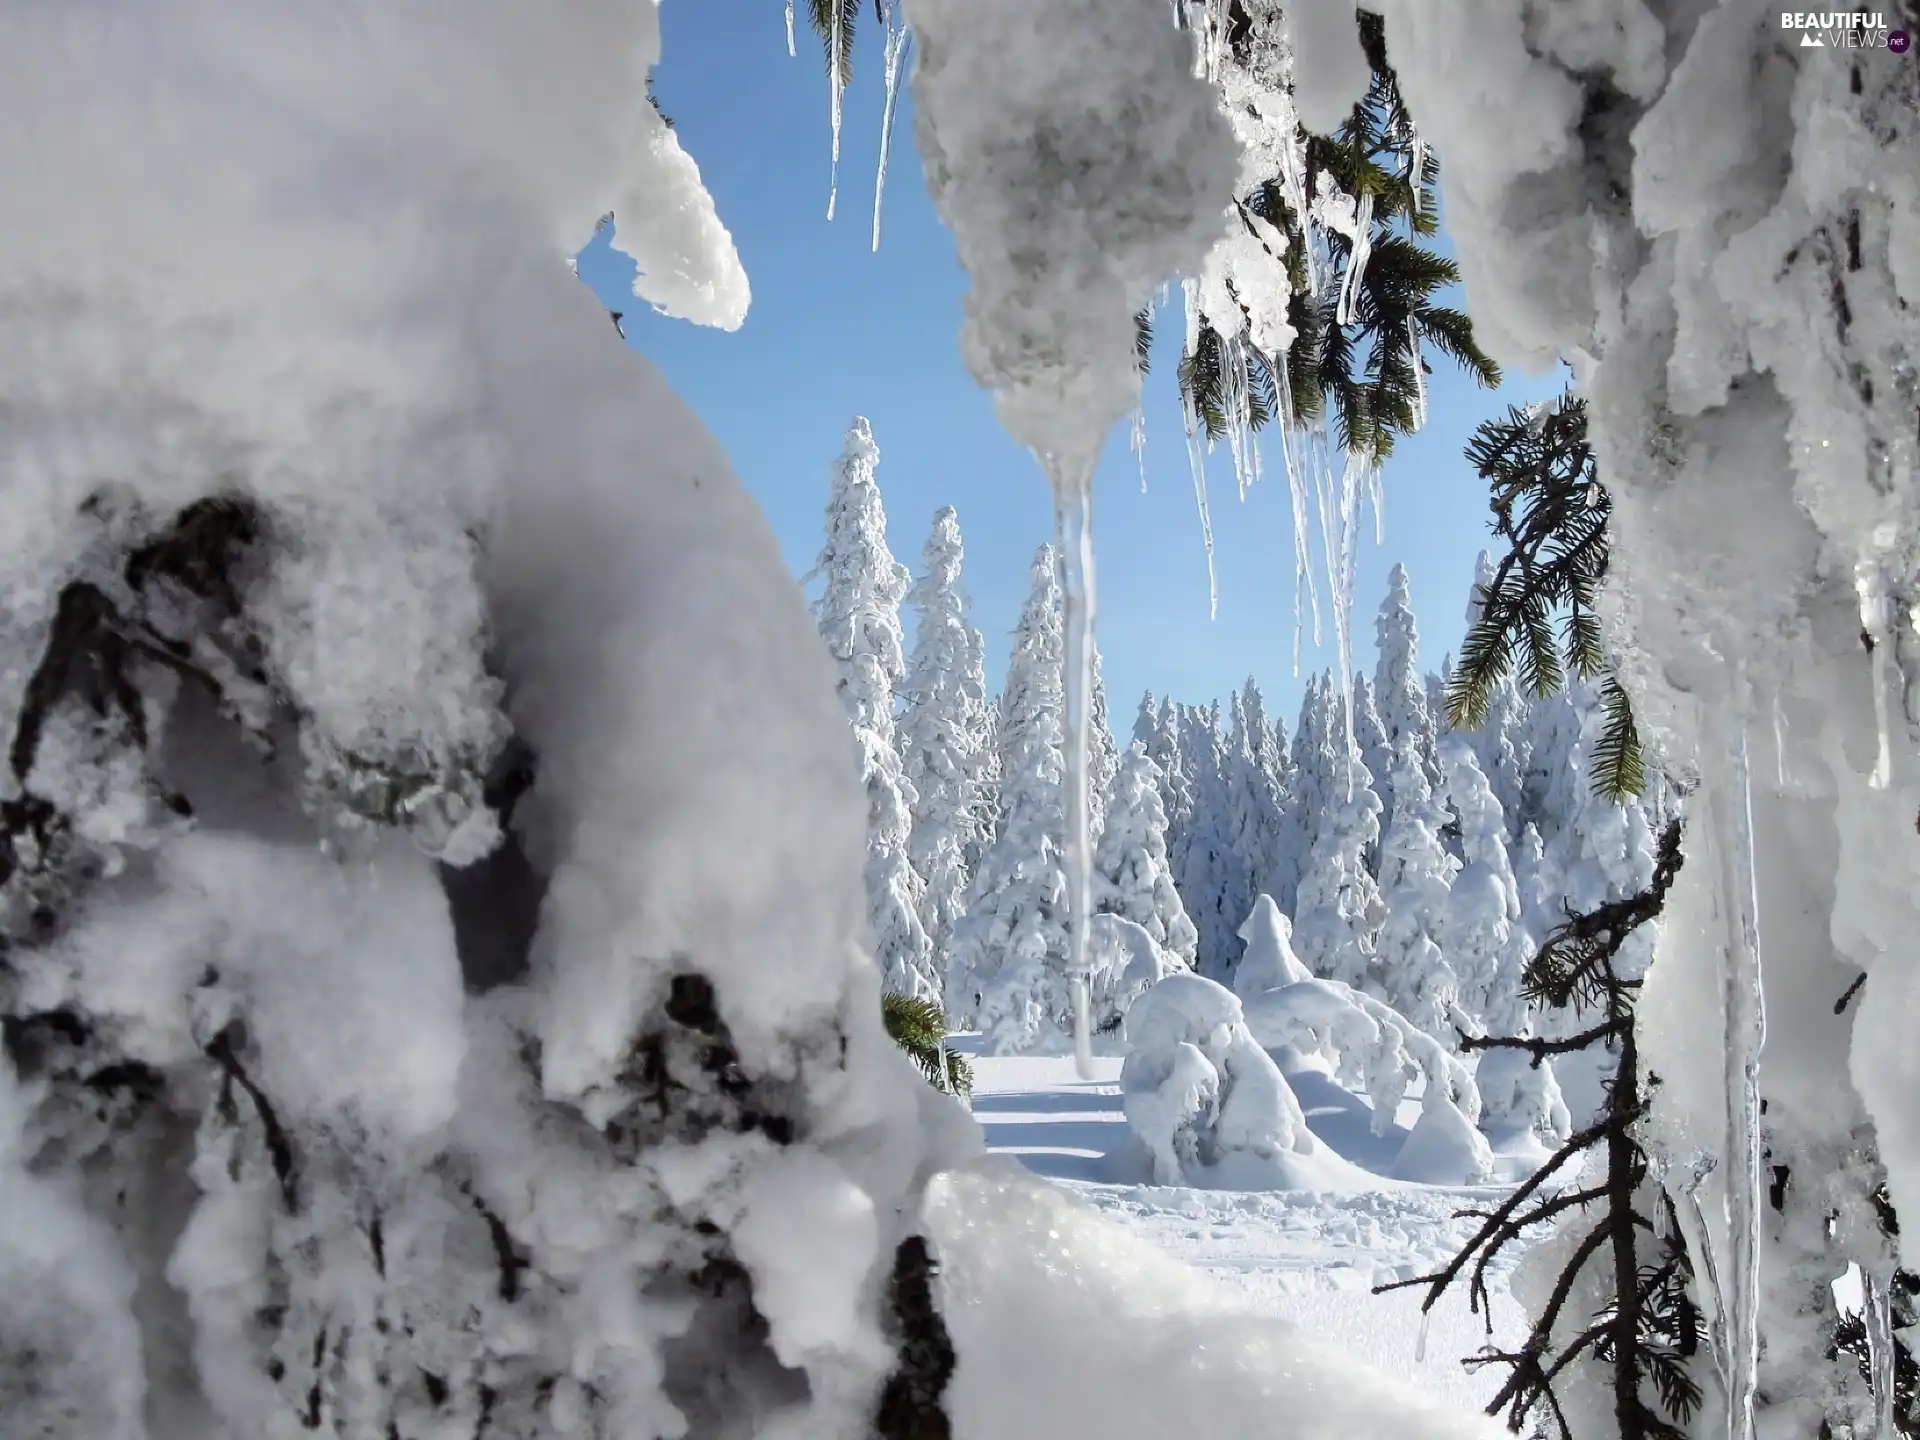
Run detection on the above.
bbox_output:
[578,2,1564,737]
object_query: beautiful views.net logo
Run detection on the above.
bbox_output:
[1779,11,1910,49]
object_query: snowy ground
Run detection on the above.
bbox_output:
[961,1039,1535,1414]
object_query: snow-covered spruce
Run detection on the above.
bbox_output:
[1235,973,1490,1186]
[948,545,1072,1050]
[1172,703,1246,982]
[811,416,937,997]
[1291,744,1385,990]
[1436,737,1530,1041]
[1374,562,1439,827]
[1372,726,1464,1045]
[1095,743,1201,968]
[900,505,992,964]
[1118,972,1330,1189]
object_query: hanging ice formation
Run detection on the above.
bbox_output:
[1860,564,1895,789]
[1709,670,1766,1440]
[785,0,796,55]
[900,0,1236,1079]
[1864,1266,1899,1440]
[1053,467,1101,1077]
[826,0,845,220]
[870,2,909,251]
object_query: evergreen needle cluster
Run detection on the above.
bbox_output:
[1448,393,1646,802]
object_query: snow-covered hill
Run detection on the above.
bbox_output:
[964,1041,1533,1414]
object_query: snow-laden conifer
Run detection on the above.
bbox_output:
[1350,673,1392,876]
[1437,736,1526,1037]
[1371,727,1461,1043]
[1172,704,1243,982]
[811,416,935,995]
[1373,563,1438,814]
[1291,746,1384,990]
[1223,685,1285,933]
[1461,551,1531,835]
[899,505,990,963]
[1095,743,1199,967]
[1271,673,1336,915]
[949,545,1070,1047]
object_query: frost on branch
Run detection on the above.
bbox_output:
[0,5,972,1435]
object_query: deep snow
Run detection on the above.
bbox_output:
[960,1039,1537,1413]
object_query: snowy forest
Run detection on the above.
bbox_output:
[0,2,1916,1440]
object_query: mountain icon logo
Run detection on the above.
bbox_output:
[1800,29,1826,42]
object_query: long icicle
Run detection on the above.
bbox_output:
[827,0,845,221]
[785,0,796,55]
[870,12,909,251]
[1711,664,1766,1440]
[1865,1266,1899,1440]
[1048,456,1101,1080]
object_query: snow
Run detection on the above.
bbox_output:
[926,1158,1504,1440]
[904,0,1237,463]
[957,1043,1534,1421]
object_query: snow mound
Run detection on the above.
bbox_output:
[1233,893,1316,998]
[1475,1046,1573,1147]
[1120,973,1373,1191]
[1390,1094,1495,1187]
[1241,976,1482,1138]
[925,1158,1504,1440]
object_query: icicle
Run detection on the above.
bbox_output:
[827,3,845,222]
[1708,664,1766,1440]
[785,0,796,56]
[1130,406,1149,494]
[1273,350,1320,673]
[870,13,909,252]
[1771,691,1789,788]
[1184,416,1219,620]
[1408,315,1428,433]
[1048,460,1101,1081]
[1654,1147,1731,1394]
[1336,190,1375,327]
[1865,1266,1899,1440]
[1313,444,1367,772]
[1860,565,1894,789]
[1414,1309,1430,1364]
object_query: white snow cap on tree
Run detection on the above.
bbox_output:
[811,416,936,996]
[1095,743,1200,967]
[1232,894,1315,999]
[901,505,991,961]
[950,544,1073,1049]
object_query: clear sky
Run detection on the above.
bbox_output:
[577,2,1564,739]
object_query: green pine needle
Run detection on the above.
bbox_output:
[882,991,973,1098]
